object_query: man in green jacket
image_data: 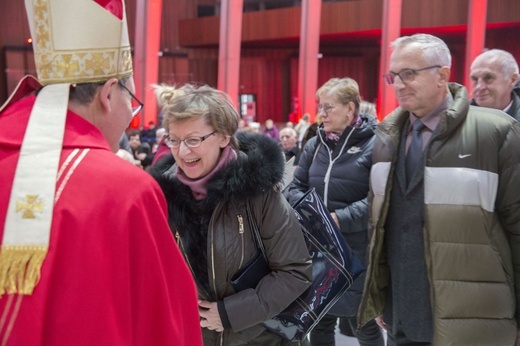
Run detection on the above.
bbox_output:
[358,33,520,345]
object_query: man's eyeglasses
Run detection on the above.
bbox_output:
[165,131,216,149]
[317,103,336,114]
[118,81,144,117]
[383,65,441,85]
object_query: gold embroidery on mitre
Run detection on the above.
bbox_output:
[31,0,132,85]
[0,245,47,296]
[15,195,44,219]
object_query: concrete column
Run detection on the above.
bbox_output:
[464,0,487,96]
[134,0,162,128]
[378,0,402,120]
[217,0,244,108]
[298,0,321,122]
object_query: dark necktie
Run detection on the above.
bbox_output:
[406,120,425,182]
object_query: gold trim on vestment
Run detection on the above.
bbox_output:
[0,246,47,296]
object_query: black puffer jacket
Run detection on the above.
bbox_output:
[151,132,312,345]
[284,114,376,317]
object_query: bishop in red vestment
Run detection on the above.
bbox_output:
[0,0,203,344]
[0,84,203,345]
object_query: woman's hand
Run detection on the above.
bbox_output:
[330,212,340,228]
[375,315,386,330]
[198,300,224,332]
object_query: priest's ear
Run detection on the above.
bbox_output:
[98,78,119,114]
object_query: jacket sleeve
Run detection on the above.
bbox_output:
[223,189,313,332]
[334,142,373,234]
[335,197,369,234]
[496,122,520,324]
[283,138,317,205]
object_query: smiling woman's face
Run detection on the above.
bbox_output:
[168,117,230,180]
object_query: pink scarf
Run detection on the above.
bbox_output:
[176,145,237,200]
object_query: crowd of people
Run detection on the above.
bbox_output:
[0,1,519,345]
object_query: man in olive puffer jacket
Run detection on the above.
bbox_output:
[358,33,520,346]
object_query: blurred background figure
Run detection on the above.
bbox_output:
[284,77,384,346]
[262,118,280,141]
[300,113,322,150]
[140,121,158,146]
[359,100,378,119]
[118,132,132,154]
[248,121,262,134]
[295,113,311,147]
[279,126,300,165]
[470,49,520,120]
[153,127,167,153]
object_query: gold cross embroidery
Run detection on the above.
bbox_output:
[16,195,44,219]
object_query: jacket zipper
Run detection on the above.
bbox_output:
[237,214,245,268]
[209,203,221,300]
[321,126,356,206]
[175,231,196,276]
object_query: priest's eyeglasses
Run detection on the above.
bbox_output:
[118,81,144,117]
[383,65,441,85]
[165,131,217,149]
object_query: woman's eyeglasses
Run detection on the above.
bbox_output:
[317,104,336,114]
[165,131,216,149]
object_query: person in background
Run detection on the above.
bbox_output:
[153,127,167,153]
[129,130,143,157]
[300,113,322,150]
[284,77,384,346]
[359,33,520,346]
[263,118,280,141]
[470,49,520,120]
[0,0,201,345]
[151,83,312,345]
[295,113,311,146]
[119,132,132,154]
[279,127,300,165]
[141,121,158,146]
[359,100,378,119]
[128,130,153,169]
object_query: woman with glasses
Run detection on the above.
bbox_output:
[284,78,384,346]
[150,83,312,346]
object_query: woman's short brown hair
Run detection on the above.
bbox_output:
[155,83,240,150]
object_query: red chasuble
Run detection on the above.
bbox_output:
[0,93,202,345]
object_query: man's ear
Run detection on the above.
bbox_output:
[510,72,519,87]
[438,66,451,86]
[98,78,119,114]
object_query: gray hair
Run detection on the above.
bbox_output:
[392,34,452,68]
[280,127,297,138]
[471,49,519,77]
